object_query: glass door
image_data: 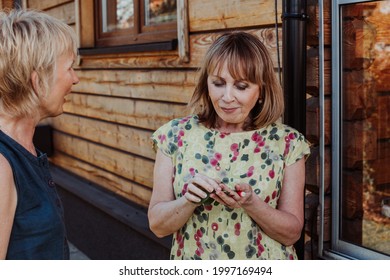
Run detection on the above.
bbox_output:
[332,0,390,259]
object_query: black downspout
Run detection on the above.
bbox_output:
[282,0,308,260]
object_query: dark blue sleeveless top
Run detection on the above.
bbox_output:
[0,130,69,259]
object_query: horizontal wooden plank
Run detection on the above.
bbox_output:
[27,0,72,10]
[73,70,196,103]
[79,28,282,69]
[51,114,156,160]
[44,1,75,25]
[79,52,182,69]
[189,0,281,32]
[52,131,155,188]
[306,47,331,96]
[306,96,331,146]
[64,93,190,131]
[305,146,331,194]
[305,193,331,242]
[50,152,151,207]
[189,28,282,71]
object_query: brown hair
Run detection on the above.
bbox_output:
[188,31,284,130]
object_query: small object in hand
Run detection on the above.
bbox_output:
[236,190,246,197]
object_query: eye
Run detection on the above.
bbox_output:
[212,80,225,87]
[235,82,249,91]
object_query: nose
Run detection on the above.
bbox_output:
[221,85,235,103]
[72,70,79,85]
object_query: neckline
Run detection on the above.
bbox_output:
[196,119,272,136]
[0,130,43,163]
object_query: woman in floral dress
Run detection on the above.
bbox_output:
[148,32,310,260]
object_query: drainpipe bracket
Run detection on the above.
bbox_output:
[282,13,309,21]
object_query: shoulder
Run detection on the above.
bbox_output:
[155,115,199,135]
[164,115,198,129]
[0,151,12,172]
[0,153,15,193]
[263,122,307,141]
[151,115,200,154]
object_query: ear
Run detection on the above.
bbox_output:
[31,71,41,96]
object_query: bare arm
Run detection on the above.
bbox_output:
[212,158,306,246]
[148,150,219,238]
[0,155,17,259]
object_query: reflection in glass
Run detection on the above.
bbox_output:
[341,1,390,256]
[144,0,177,26]
[101,0,134,32]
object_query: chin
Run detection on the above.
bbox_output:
[51,108,64,117]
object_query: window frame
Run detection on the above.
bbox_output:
[94,0,178,48]
[330,0,390,260]
[76,0,189,61]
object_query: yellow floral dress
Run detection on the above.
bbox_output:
[152,115,310,260]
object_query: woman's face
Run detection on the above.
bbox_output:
[207,63,260,132]
[40,52,79,118]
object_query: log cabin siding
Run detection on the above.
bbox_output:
[23,0,285,209]
[15,0,390,260]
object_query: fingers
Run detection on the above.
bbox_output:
[212,183,252,208]
[184,174,219,204]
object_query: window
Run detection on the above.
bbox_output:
[78,0,189,59]
[95,0,177,47]
[332,0,390,259]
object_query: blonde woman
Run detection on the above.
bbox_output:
[0,9,79,259]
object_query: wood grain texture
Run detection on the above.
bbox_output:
[53,131,155,188]
[51,114,156,160]
[50,152,151,207]
[73,69,196,103]
[189,0,281,32]
[79,28,282,69]
[63,93,190,130]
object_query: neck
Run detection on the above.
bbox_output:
[0,116,39,156]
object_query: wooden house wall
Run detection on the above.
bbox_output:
[24,0,283,208]
[305,0,332,249]
[305,0,390,257]
[16,0,389,259]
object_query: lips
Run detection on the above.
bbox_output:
[221,107,238,113]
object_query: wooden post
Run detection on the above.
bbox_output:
[177,0,189,63]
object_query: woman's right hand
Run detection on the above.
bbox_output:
[184,173,220,204]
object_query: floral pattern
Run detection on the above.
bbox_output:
[152,115,310,260]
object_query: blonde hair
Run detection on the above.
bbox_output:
[188,31,284,130]
[0,9,77,117]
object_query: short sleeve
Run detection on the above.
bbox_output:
[284,131,311,166]
[151,119,180,158]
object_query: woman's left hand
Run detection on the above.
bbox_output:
[210,183,254,209]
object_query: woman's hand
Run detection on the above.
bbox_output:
[210,183,255,208]
[184,173,220,204]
